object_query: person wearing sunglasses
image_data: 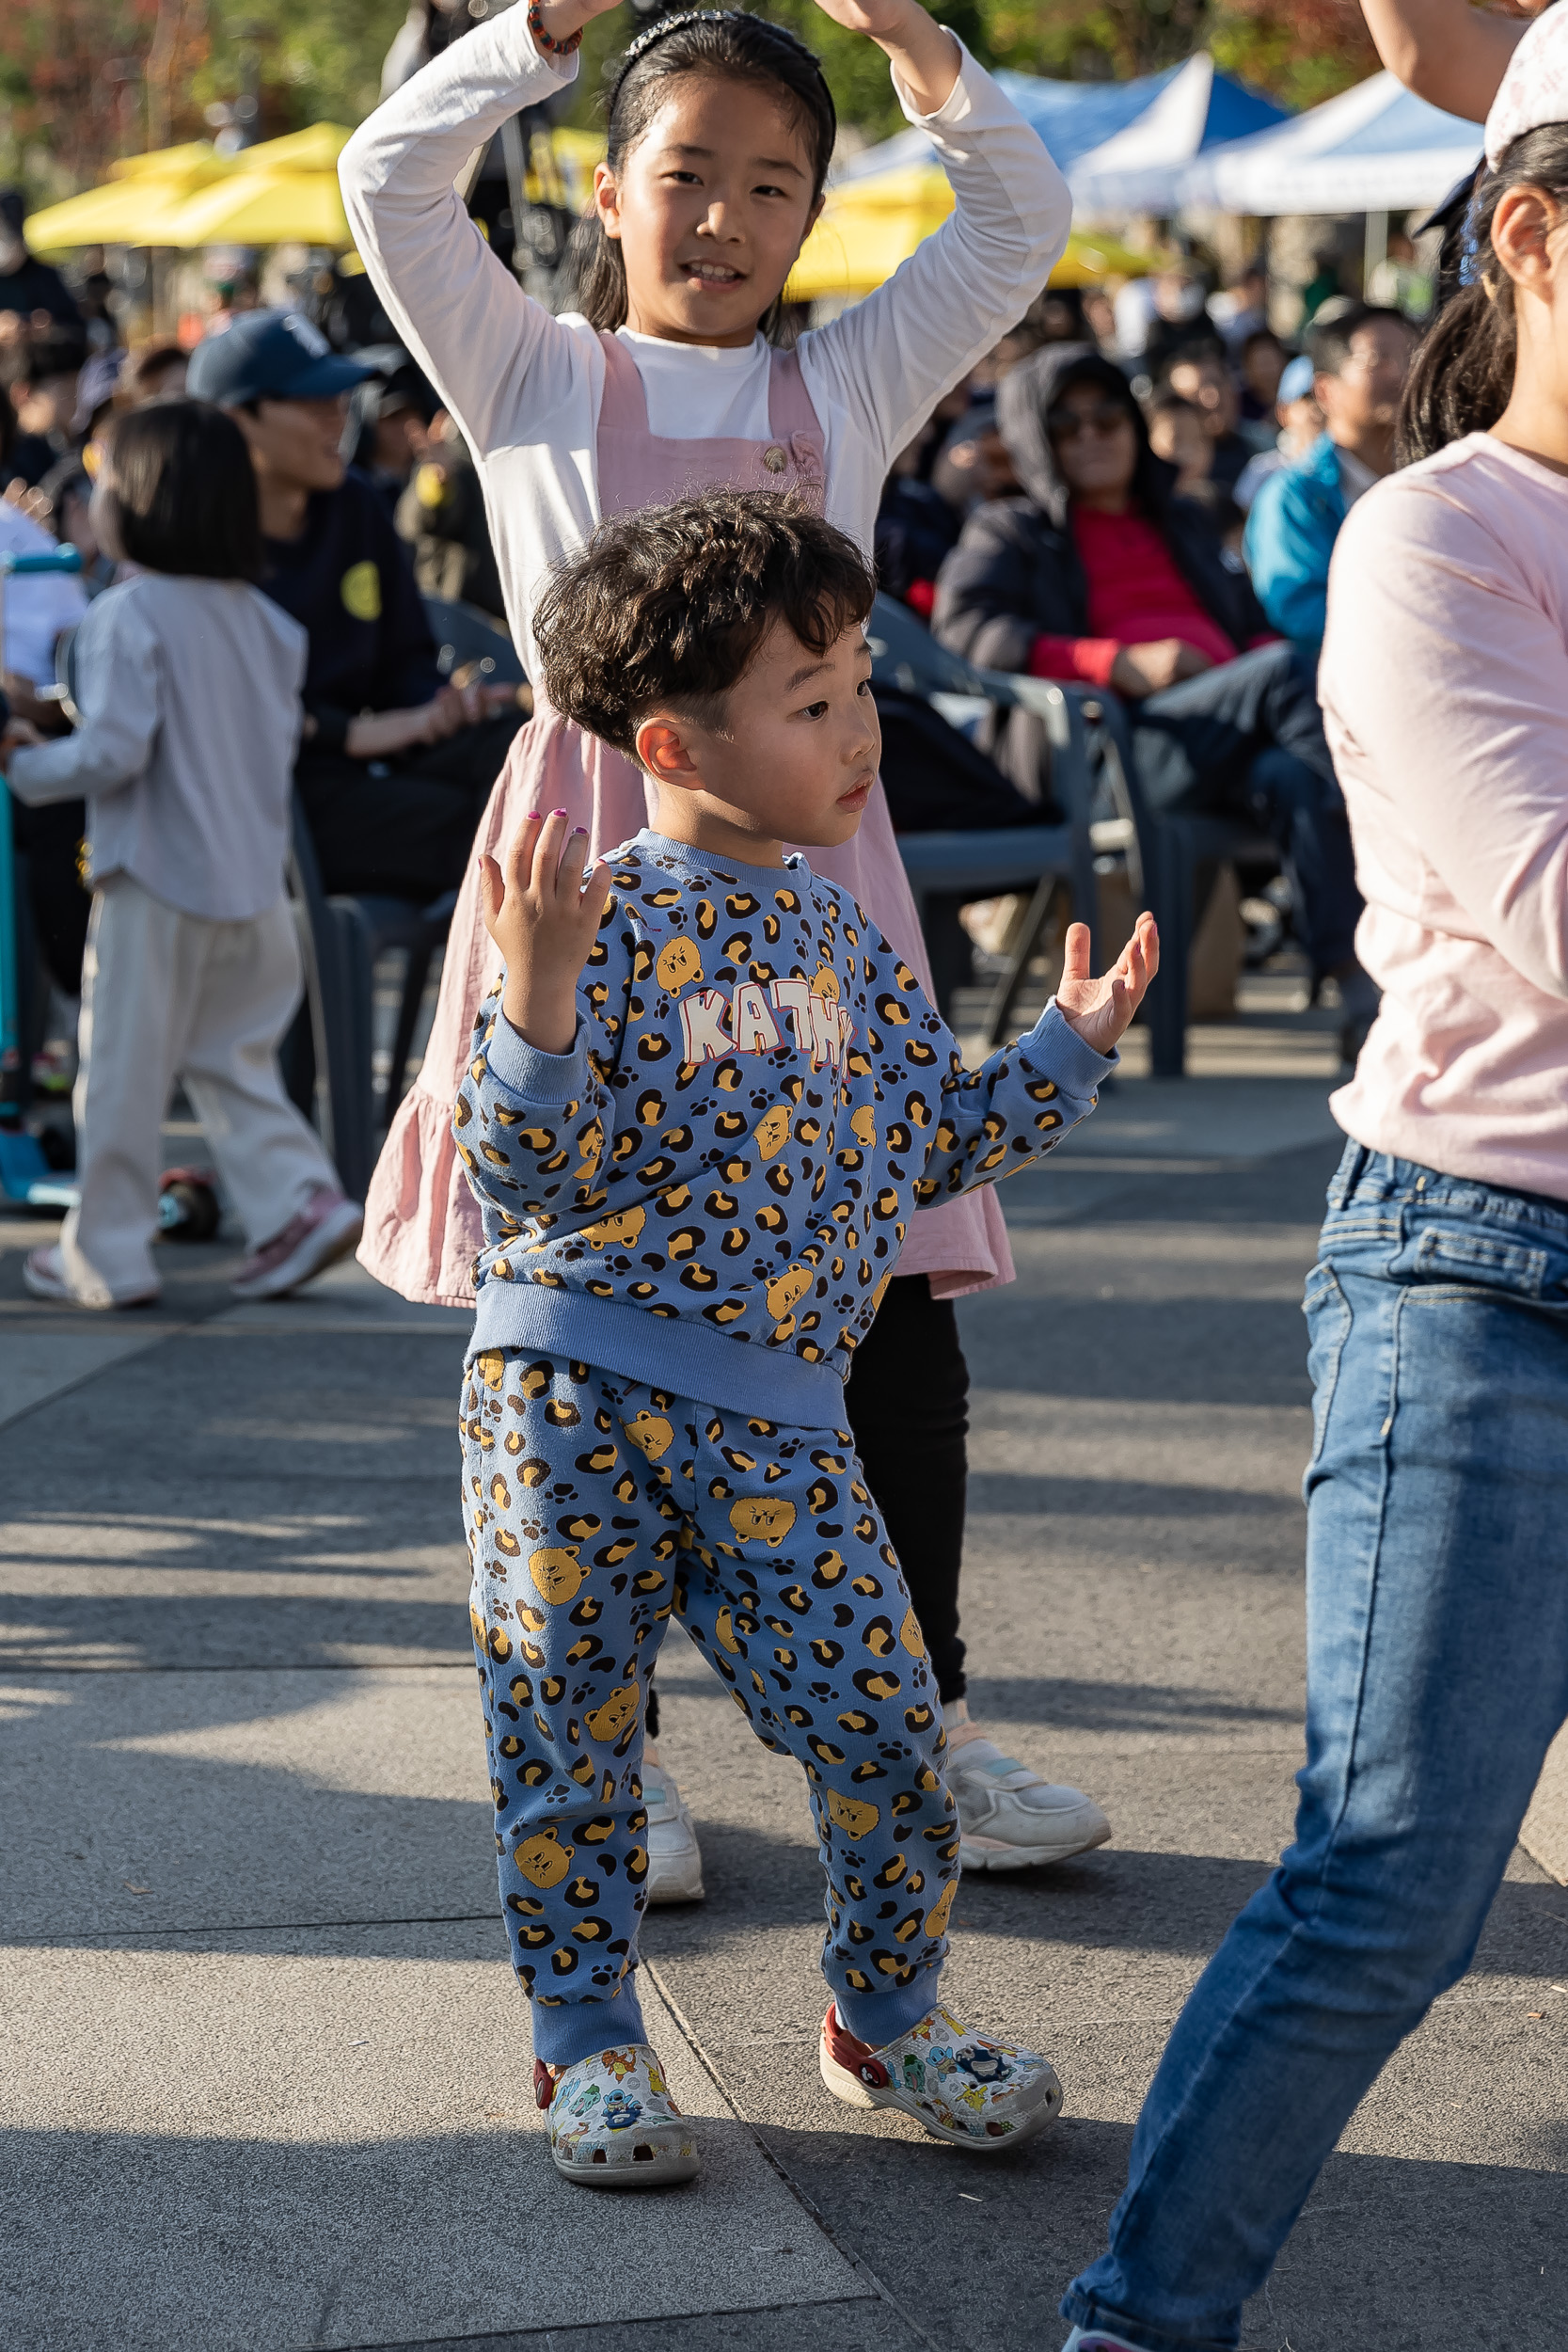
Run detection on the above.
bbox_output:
[933,344,1373,1060]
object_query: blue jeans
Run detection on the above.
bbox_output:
[1063,1143,1568,2351]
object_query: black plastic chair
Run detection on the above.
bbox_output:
[1052,687,1278,1078]
[330,597,526,1140]
[866,595,1099,1042]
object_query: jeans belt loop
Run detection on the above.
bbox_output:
[1332,1141,1370,1210]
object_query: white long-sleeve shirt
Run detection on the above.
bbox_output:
[0,501,88,687]
[339,18,1070,673]
[7,572,308,922]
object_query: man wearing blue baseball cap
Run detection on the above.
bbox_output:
[188,310,520,900]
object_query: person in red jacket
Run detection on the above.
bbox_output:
[933,344,1371,1049]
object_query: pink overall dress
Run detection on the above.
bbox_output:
[359,331,1014,1310]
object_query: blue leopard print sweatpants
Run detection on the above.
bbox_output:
[461,1348,960,2065]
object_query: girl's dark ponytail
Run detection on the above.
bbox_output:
[563,8,836,342]
[1399,123,1568,465]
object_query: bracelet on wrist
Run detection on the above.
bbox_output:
[527,0,583,58]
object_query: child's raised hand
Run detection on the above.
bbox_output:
[479,809,610,1057]
[1055,913,1159,1058]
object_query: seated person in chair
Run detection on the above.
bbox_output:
[932,343,1374,1056]
[188,310,521,903]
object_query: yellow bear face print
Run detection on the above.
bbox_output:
[475,1352,506,1391]
[580,1205,646,1250]
[766,1265,813,1322]
[849,1104,877,1150]
[752,1104,791,1160]
[515,1825,574,1888]
[656,935,704,991]
[826,1789,880,1840]
[924,1879,958,1939]
[585,1683,640,1744]
[529,1546,589,1606]
[811,964,840,1001]
[622,1410,673,1461]
[728,1496,797,1548]
[898,1606,927,1657]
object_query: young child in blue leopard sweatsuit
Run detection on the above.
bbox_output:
[453,493,1157,2187]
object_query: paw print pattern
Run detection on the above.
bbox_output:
[464,1352,958,2026]
[452,838,1105,1395]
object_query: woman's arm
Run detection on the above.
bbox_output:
[1359,0,1528,123]
[5,595,158,807]
[801,34,1071,472]
[339,7,595,460]
[1322,479,1568,1000]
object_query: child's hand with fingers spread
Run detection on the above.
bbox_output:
[1055,912,1160,1058]
[478,808,611,1057]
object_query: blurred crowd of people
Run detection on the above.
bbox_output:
[0,184,1421,1085]
[0,197,526,1092]
[873,256,1422,1055]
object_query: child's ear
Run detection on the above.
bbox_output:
[593,161,624,245]
[636,716,702,789]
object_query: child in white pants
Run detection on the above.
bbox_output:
[2,398,362,1308]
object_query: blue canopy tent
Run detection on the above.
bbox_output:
[1069,54,1286,215]
[1179,71,1481,213]
[837,56,1279,189]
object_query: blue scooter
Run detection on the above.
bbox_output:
[0,545,85,1210]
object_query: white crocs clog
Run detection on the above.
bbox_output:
[536,2042,700,2187]
[818,2000,1062,2151]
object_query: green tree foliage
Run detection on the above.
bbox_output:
[1,0,1383,201]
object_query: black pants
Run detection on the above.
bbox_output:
[9,795,91,999]
[645,1274,970,1738]
[1130,641,1361,978]
[295,711,522,901]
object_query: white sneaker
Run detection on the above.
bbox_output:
[229,1187,363,1301]
[535,2042,700,2187]
[23,1244,157,1311]
[946,1733,1111,1870]
[819,2000,1062,2152]
[641,1764,705,1905]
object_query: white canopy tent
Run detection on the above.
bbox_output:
[1179,71,1481,215]
[1069,53,1285,215]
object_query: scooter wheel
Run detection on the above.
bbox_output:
[157,1177,221,1242]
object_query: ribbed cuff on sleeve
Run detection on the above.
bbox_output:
[484,1010,592,1105]
[1025,1000,1118,1095]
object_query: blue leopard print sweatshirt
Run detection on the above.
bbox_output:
[454,830,1113,1422]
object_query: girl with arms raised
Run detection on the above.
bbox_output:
[341,1,1113,1890]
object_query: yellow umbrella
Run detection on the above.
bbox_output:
[163,168,351,250]
[25,140,233,252]
[786,165,1158,302]
[239,122,354,172]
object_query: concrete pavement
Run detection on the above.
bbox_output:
[3,1001,1565,2350]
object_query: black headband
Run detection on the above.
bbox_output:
[609,8,832,112]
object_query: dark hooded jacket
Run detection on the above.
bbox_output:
[931,345,1265,675]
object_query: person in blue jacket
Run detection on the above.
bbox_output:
[1244,304,1416,662]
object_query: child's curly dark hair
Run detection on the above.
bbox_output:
[532,492,877,761]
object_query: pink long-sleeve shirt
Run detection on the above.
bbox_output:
[1321,434,1568,1201]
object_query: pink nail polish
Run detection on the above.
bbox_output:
[525,809,542,821]
[551,807,567,817]
[572,827,586,835]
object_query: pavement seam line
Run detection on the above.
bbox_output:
[0,1316,198,1435]
[642,1959,946,2352]
[319,2293,892,2352]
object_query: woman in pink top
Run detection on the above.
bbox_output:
[1056,24,1568,2352]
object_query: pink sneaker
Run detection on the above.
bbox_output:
[229,1186,363,1302]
